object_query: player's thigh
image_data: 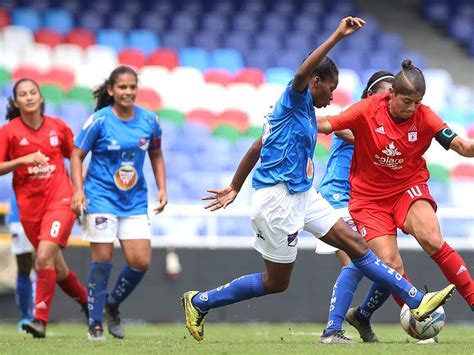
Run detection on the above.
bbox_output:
[303,189,340,238]
[118,215,152,270]
[251,184,306,264]
[38,206,76,248]
[350,198,397,242]
[314,207,354,256]
[367,235,404,273]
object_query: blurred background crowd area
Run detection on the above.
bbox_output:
[0,0,472,243]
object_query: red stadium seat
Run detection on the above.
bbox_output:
[215,109,249,132]
[186,109,217,129]
[318,133,332,150]
[119,48,147,69]
[451,163,474,180]
[136,88,162,111]
[64,28,96,49]
[233,68,265,86]
[332,88,352,107]
[203,68,233,86]
[12,66,44,83]
[148,48,179,70]
[35,28,63,48]
[0,8,10,29]
[42,67,75,92]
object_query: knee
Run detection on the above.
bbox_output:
[128,257,150,271]
[35,251,54,269]
[381,255,404,274]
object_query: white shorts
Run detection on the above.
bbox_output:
[8,222,34,255]
[83,213,151,243]
[251,183,340,263]
[314,207,356,254]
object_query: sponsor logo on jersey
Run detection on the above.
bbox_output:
[256,230,265,241]
[27,164,56,179]
[287,232,298,247]
[374,142,404,170]
[107,139,121,150]
[375,126,385,135]
[113,163,138,191]
[139,137,150,150]
[19,137,30,146]
[95,216,108,230]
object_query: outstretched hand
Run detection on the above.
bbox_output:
[336,16,366,37]
[202,185,238,211]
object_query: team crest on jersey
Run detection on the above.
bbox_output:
[287,232,298,247]
[408,123,417,142]
[49,130,58,146]
[113,163,138,191]
[95,216,108,230]
[139,137,150,150]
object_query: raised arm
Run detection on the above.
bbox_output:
[292,16,365,93]
[449,136,474,157]
[203,138,263,211]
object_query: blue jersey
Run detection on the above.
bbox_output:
[317,135,354,208]
[74,105,162,217]
[7,194,20,224]
[252,83,317,193]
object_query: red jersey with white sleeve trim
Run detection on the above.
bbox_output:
[0,116,74,222]
[328,93,447,200]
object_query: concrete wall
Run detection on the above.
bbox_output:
[0,248,472,324]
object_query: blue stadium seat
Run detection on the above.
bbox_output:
[165,152,195,179]
[180,172,220,199]
[193,32,222,51]
[44,9,74,35]
[78,11,106,32]
[60,101,91,134]
[245,50,273,70]
[367,52,398,73]
[24,0,50,11]
[129,30,160,55]
[223,32,253,56]
[274,52,301,71]
[180,47,210,71]
[211,48,244,73]
[116,0,143,14]
[232,12,260,33]
[262,12,289,33]
[138,13,168,33]
[212,1,235,15]
[201,13,228,32]
[217,217,254,236]
[88,0,114,14]
[107,11,136,32]
[422,0,450,27]
[170,12,198,33]
[376,32,404,52]
[285,34,312,54]
[162,31,191,50]
[97,29,127,52]
[254,32,282,52]
[335,51,365,72]
[0,174,13,203]
[265,67,294,85]
[293,14,320,34]
[398,51,427,70]
[12,8,41,32]
[449,15,473,45]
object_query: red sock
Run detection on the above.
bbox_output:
[391,273,411,308]
[34,269,57,324]
[431,242,474,307]
[58,269,87,305]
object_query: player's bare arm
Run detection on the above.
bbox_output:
[449,136,474,157]
[203,137,263,211]
[0,150,49,175]
[148,148,168,214]
[317,115,354,142]
[70,147,87,216]
[292,17,365,93]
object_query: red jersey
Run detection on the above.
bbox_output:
[0,116,74,221]
[328,93,447,200]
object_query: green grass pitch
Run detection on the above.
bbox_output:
[0,323,472,354]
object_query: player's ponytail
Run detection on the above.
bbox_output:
[5,78,45,120]
[392,59,425,96]
[93,65,138,112]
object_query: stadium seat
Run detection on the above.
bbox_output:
[0,45,20,69]
[2,25,34,50]
[11,8,41,32]
[203,69,233,86]
[66,85,95,107]
[64,28,95,49]
[77,11,105,32]
[196,83,230,112]
[254,32,282,53]
[148,48,180,69]
[211,49,244,73]
[97,29,127,52]
[180,47,210,72]
[293,14,320,34]
[233,68,265,87]
[274,52,301,71]
[0,67,12,88]
[212,124,242,144]
[84,45,119,70]
[232,12,259,33]
[186,108,217,129]
[245,50,273,70]
[140,65,171,93]
[422,1,450,27]
[138,13,168,33]
[451,163,474,180]
[215,109,250,132]
[265,67,293,85]
[118,49,147,69]
[60,101,91,133]
[193,32,222,52]
[262,12,289,33]
[34,28,63,47]
[51,44,84,71]
[448,15,472,45]
[170,11,198,33]
[128,30,160,56]
[44,8,73,35]
[43,67,75,92]
[22,43,53,71]
[0,8,10,29]
[223,32,252,56]
[157,108,186,127]
[40,84,65,107]
[201,13,228,32]
[376,32,404,53]
[107,11,136,32]
[161,31,191,50]
[136,88,162,112]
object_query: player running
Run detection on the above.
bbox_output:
[316,59,474,341]
[71,65,168,341]
[181,18,455,342]
[0,78,88,338]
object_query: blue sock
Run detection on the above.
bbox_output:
[352,250,423,308]
[107,266,146,309]
[87,261,112,326]
[192,273,265,312]
[358,283,390,320]
[16,274,32,319]
[324,265,363,334]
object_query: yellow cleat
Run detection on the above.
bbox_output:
[181,291,208,341]
[411,284,455,321]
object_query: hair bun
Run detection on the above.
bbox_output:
[401,59,413,70]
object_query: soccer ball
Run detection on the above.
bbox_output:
[400,304,445,340]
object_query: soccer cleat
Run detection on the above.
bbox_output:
[345,307,379,342]
[88,324,106,341]
[319,330,353,344]
[410,284,455,321]
[22,318,46,338]
[181,291,208,341]
[416,336,439,345]
[17,318,30,333]
[104,304,124,339]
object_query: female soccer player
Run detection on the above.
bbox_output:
[71,65,168,341]
[182,18,454,342]
[0,78,88,338]
[316,59,474,339]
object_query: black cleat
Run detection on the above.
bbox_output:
[22,318,46,338]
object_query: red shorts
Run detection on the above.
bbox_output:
[349,184,437,242]
[22,203,76,249]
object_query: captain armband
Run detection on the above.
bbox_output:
[435,127,457,150]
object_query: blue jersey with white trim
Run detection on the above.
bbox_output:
[74,105,162,217]
[317,135,354,208]
[252,83,317,193]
